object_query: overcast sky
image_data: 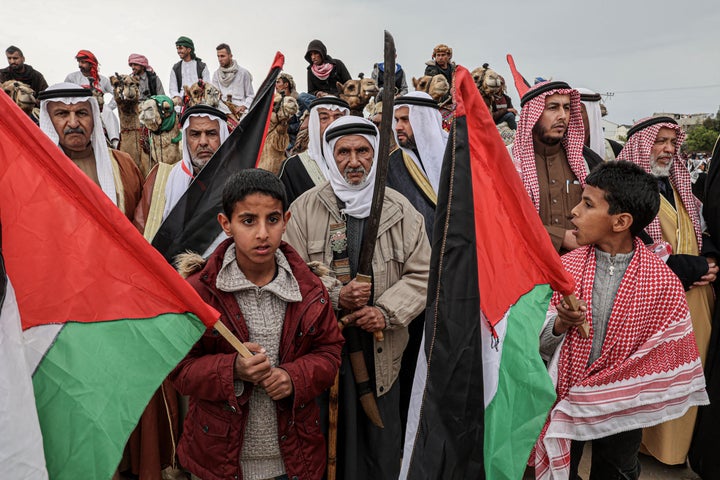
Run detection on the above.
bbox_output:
[4,0,719,126]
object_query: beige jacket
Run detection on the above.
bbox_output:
[284,182,430,396]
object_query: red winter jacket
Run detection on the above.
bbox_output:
[169,239,343,480]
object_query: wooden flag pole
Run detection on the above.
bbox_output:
[214,320,254,358]
[563,293,589,338]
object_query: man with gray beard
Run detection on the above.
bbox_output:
[618,116,718,467]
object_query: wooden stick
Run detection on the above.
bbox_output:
[327,373,340,480]
[214,320,254,358]
[563,294,589,339]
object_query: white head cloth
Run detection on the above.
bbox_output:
[392,91,448,193]
[308,98,350,180]
[323,116,379,219]
[39,82,117,205]
[163,112,229,220]
[577,87,605,160]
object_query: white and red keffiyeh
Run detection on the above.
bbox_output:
[534,239,708,480]
[511,81,587,211]
[617,117,702,248]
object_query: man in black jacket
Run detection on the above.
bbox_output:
[297,39,352,115]
[1,45,48,95]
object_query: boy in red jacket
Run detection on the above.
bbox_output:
[170,169,343,480]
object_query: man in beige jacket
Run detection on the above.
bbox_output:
[283,116,430,480]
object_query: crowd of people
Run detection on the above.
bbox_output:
[3,37,720,480]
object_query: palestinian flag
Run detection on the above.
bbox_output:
[0,87,219,479]
[401,66,575,479]
[152,52,284,262]
[506,53,531,98]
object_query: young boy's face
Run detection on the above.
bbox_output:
[570,185,617,246]
[218,193,290,278]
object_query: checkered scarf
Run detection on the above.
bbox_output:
[511,83,586,211]
[616,120,702,248]
[533,239,708,479]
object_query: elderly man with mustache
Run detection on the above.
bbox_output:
[283,115,430,480]
[38,83,143,220]
[509,81,604,254]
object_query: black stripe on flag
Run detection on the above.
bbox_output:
[406,115,486,479]
[152,56,283,262]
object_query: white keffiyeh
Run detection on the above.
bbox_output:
[39,82,117,205]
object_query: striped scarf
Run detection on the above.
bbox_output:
[533,239,708,479]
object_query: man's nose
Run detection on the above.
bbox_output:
[67,113,80,127]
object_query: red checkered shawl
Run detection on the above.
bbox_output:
[511,84,587,211]
[534,239,708,479]
[617,120,702,248]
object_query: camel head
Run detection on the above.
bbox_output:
[413,75,449,102]
[2,80,36,113]
[272,93,299,122]
[110,73,140,103]
[139,98,162,131]
[184,80,221,108]
[471,64,504,97]
[337,76,378,113]
[88,87,105,111]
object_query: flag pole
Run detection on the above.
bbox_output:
[214,320,254,358]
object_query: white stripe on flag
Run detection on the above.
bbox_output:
[481,311,508,408]
[399,334,427,480]
[0,278,49,479]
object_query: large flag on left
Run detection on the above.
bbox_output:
[0,91,219,479]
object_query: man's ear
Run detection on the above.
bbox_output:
[613,212,634,234]
[218,212,231,236]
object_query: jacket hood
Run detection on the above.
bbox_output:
[305,39,329,64]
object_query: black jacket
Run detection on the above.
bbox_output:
[305,39,351,96]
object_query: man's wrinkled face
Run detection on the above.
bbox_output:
[317,107,347,141]
[533,93,571,146]
[176,45,191,61]
[650,127,677,177]
[47,101,94,152]
[275,78,289,95]
[310,51,323,65]
[6,51,24,70]
[434,51,450,68]
[217,48,232,68]
[186,116,221,171]
[129,63,145,76]
[394,106,416,149]
[77,59,92,76]
[333,135,374,186]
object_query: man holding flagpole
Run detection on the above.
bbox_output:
[284,116,430,480]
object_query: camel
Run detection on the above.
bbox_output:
[183,80,221,109]
[2,79,38,123]
[138,97,182,167]
[412,74,454,132]
[337,75,379,116]
[470,64,516,145]
[110,73,152,176]
[257,93,299,175]
[412,74,450,103]
[138,96,183,241]
[471,64,504,107]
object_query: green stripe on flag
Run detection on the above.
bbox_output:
[32,313,206,480]
[485,284,557,479]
